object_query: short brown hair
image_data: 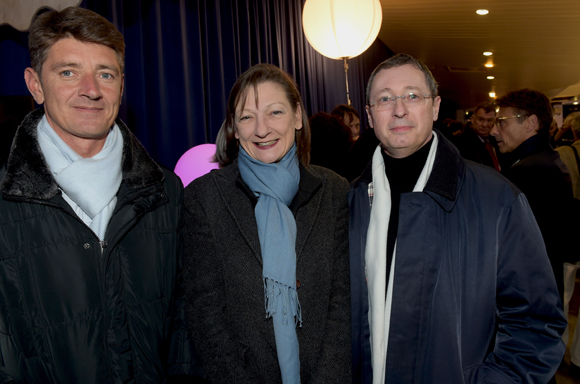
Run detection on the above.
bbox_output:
[29,7,125,76]
[366,53,438,104]
[215,63,311,168]
[494,89,552,134]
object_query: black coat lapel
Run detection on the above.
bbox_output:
[214,164,263,265]
[292,166,323,262]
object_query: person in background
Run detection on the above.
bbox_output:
[183,63,351,384]
[350,53,565,384]
[553,111,580,378]
[0,7,203,383]
[555,112,580,198]
[491,89,576,299]
[436,117,463,142]
[309,111,353,178]
[554,112,577,146]
[454,101,500,170]
[549,117,559,147]
[332,103,361,141]
[344,127,381,182]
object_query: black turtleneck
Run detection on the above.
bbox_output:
[381,136,433,286]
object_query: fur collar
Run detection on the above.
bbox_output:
[1,108,164,200]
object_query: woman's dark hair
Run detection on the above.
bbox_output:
[215,64,310,168]
[331,104,360,123]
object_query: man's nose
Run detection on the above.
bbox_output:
[79,75,102,100]
[392,97,408,118]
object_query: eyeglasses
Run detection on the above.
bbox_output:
[367,92,436,111]
[494,114,527,129]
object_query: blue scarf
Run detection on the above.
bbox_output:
[238,144,302,384]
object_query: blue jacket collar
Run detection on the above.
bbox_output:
[351,130,464,212]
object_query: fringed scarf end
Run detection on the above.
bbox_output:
[264,277,302,327]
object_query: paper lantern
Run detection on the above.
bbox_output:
[0,0,81,31]
[302,0,382,60]
[174,144,219,187]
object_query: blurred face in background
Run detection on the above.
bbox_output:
[344,113,360,140]
[471,109,495,137]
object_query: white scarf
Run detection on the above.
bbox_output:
[365,132,438,384]
[37,115,123,240]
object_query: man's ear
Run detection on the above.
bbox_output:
[432,96,441,121]
[526,114,540,133]
[24,68,45,105]
[366,105,374,128]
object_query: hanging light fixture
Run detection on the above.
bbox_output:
[302,0,382,105]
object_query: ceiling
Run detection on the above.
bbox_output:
[376,0,580,114]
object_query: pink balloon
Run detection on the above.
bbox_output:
[174,144,220,187]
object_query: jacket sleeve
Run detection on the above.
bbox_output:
[182,186,260,384]
[310,177,352,383]
[475,193,566,383]
[164,179,206,383]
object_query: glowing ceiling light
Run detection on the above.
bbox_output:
[485,63,494,68]
[476,9,489,15]
[574,102,579,105]
[302,0,382,60]
[487,76,494,80]
[302,0,382,105]
[483,52,493,56]
[489,92,496,98]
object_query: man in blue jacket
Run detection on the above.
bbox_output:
[0,7,204,383]
[349,53,566,384]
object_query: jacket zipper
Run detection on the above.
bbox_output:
[99,241,108,255]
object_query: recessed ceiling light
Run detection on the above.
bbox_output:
[489,92,496,98]
[485,63,494,68]
[483,52,493,56]
[487,76,494,80]
[574,101,579,105]
[476,9,489,15]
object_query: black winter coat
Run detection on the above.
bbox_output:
[502,133,577,296]
[0,109,202,383]
[182,161,352,383]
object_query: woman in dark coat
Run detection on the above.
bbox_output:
[182,64,351,384]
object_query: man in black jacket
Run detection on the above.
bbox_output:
[491,90,579,379]
[454,101,501,170]
[491,89,575,299]
[0,7,203,383]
